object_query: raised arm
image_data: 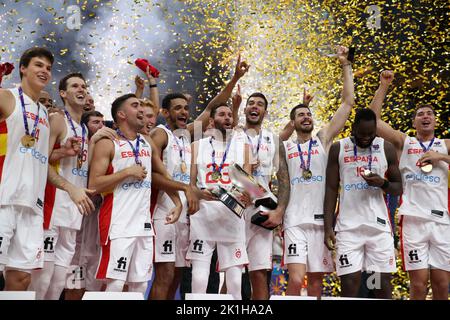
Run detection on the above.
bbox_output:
[188,54,249,134]
[369,70,406,151]
[279,87,314,141]
[323,142,340,250]
[231,84,242,128]
[319,46,354,151]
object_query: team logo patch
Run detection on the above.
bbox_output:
[235,248,241,259]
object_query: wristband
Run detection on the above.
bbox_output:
[149,84,157,88]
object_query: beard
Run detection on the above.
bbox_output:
[294,122,314,133]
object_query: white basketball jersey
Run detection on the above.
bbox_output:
[336,137,391,233]
[153,125,190,222]
[0,87,49,215]
[196,133,246,191]
[98,136,154,245]
[190,133,246,242]
[44,112,88,230]
[234,128,276,189]
[284,137,328,228]
[398,136,449,224]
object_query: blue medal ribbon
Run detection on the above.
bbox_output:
[418,137,435,153]
[116,129,142,165]
[19,87,40,139]
[165,125,185,164]
[64,110,86,166]
[209,136,232,175]
[244,128,263,161]
[353,138,372,171]
[297,138,314,172]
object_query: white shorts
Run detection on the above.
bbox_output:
[400,215,450,272]
[65,254,103,291]
[283,224,334,273]
[153,219,176,263]
[186,238,248,271]
[245,217,273,272]
[0,205,44,270]
[96,236,153,283]
[335,225,396,276]
[175,221,190,268]
[43,226,77,268]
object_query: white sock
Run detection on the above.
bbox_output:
[191,260,211,294]
[225,266,243,300]
[29,261,55,300]
[105,279,125,292]
[45,265,68,300]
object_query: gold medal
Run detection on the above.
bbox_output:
[21,134,35,148]
[420,163,433,173]
[211,171,222,181]
[180,161,187,173]
[302,169,312,180]
[77,156,83,169]
[363,169,373,177]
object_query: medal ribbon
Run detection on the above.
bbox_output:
[116,129,141,165]
[244,128,263,160]
[418,137,435,153]
[353,139,372,171]
[209,136,232,175]
[297,138,314,172]
[64,110,86,164]
[166,125,185,164]
[19,87,40,139]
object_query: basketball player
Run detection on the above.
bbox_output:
[0,47,53,291]
[324,108,402,298]
[188,104,252,300]
[88,93,185,294]
[283,45,355,297]
[369,70,450,300]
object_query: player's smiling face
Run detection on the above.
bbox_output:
[245,97,266,125]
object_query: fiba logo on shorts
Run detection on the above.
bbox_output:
[323,257,328,266]
[408,249,421,263]
[339,254,352,268]
[235,248,241,259]
[114,257,127,272]
[192,239,204,254]
[162,240,173,254]
[44,237,54,253]
[287,244,298,256]
[389,256,394,265]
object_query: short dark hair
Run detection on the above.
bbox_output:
[162,93,188,110]
[19,47,54,79]
[289,104,310,120]
[210,103,230,118]
[246,92,268,110]
[111,93,136,123]
[412,104,434,120]
[58,72,86,92]
[354,108,376,127]
[81,110,103,127]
